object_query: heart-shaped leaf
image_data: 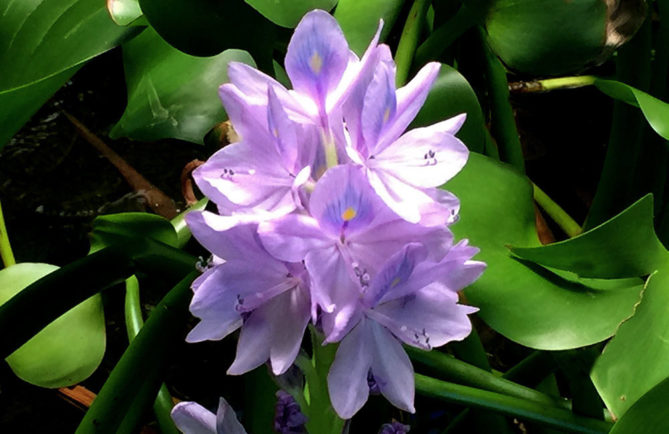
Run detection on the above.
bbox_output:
[412,63,486,153]
[245,0,338,28]
[0,0,139,147]
[609,376,669,434]
[1,263,105,388]
[511,195,669,279]
[110,26,255,143]
[446,153,643,350]
[591,267,669,419]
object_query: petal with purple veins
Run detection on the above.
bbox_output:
[258,214,332,263]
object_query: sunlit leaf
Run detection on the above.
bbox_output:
[595,78,669,141]
[511,195,669,279]
[412,63,486,153]
[111,27,255,143]
[334,0,406,55]
[0,0,139,147]
[91,212,179,253]
[107,0,143,26]
[609,376,669,434]
[591,267,669,419]
[446,153,643,350]
[244,0,338,28]
[1,263,105,388]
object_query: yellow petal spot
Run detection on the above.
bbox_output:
[341,207,357,221]
[390,277,401,288]
[309,51,323,75]
[383,107,391,123]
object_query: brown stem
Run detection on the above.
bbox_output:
[64,112,178,219]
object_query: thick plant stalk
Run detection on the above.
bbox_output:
[124,276,179,434]
[76,271,198,434]
[416,374,612,434]
[533,183,583,237]
[395,0,430,86]
[478,27,525,172]
[0,199,16,267]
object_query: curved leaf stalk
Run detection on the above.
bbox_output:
[407,346,568,409]
[533,183,583,238]
[170,197,208,248]
[508,75,596,93]
[585,14,652,229]
[0,246,134,359]
[477,27,525,172]
[0,199,15,267]
[415,374,612,434]
[395,0,430,86]
[124,276,179,434]
[76,271,198,434]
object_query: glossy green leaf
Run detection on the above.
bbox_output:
[91,212,179,252]
[446,153,643,350]
[591,267,669,419]
[334,0,406,55]
[609,376,669,434]
[412,63,486,153]
[1,263,105,388]
[111,27,255,143]
[0,0,138,147]
[139,0,274,60]
[245,0,338,28]
[511,195,669,279]
[595,78,669,141]
[484,0,633,75]
[107,0,143,26]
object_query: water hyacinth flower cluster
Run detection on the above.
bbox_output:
[185,9,485,420]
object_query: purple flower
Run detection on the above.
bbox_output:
[171,397,246,434]
[274,391,307,433]
[379,421,411,434]
[193,87,318,220]
[327,243,483,419]
[258,165,454,341]
[344,45,468,225]
[185,212,310,375]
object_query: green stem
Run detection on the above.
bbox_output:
[0,200,16,267]
[407,347,568,409]
[503,351,557,386]
[0,246,134,359]
[533,183,583,238]
[478,27,525,172]
[170,197,208,249]
[125,276,179,434]
[395,0,430,86]
[509,76,596,93]
[76,271,198,434]
[415,374,612,434]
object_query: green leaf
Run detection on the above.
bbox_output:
[110,27,255,144]
[107,0,143,26]
[411,63,486,153]
[244,0,338,28]
[1,263,105,388]
[594,78,669,141]
[139,0,274,61]
[91,212,179,253]
[591,268,669,419]
[609,376,669,434]
[334,0,406,56]
[485,0,609,75]
[0,0,139,147]
[511,195,669,279]
[446,153,643,350]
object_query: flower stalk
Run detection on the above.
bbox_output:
[0,199,16,268]
[533,183,583,238]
